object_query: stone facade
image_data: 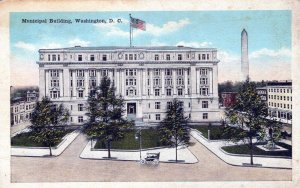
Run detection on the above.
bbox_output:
[37,46,220,125]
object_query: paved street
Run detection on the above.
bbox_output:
[11,133,292,182]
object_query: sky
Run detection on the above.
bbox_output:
[10,11,291,86]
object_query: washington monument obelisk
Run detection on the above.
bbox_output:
[241,29,249,80]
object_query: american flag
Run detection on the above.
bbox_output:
[130,17,146,31]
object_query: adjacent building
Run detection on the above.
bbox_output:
[37,46,221,125]
[10,91,38,126]
[221,92,238,108]
[266,81,292,124]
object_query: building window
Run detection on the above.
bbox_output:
[207,54,209,60]
[50,91,60,99]
[50,70,59,77]
[78,116,83,123]
[178,88,183,96]
[155,54,159,60]
[50,80,59,87]
[78,55,82,61]
[102,54,107,61]
[89,79,96,87]
[165,78,172,86]
[177,69,183,76]
[166,54,170,60]
[156,114,161,121]
[202,54,206,60]
[178,54,182,60]
[155,102,161,109]
[154,69,160,76]
[177,78,184,85]
[165,69,172,75]
[134,54,137,60]
[77,79,84,87]
[78,90,84,98]
[89,70,96,77]
[125,54,128,60]
[166,89,172,96]
[102,70,108,76]
[155,89,160,96]
[200,87,209,95]
[77,70,84,77]
[148,89,150,96]
[154,78,160,86]
[57,55,60,61]
[78,104,84,111]
[203,113,208,119]
[129,54,133,60]
[200,68,208,75]
[167,102,172,109]
[202,101,208,108]
[52,54,56,61]
[147,79,150,86]
[200,77,208,85]
[90,55,95,61]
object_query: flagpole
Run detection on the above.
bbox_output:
[129,14,132,47]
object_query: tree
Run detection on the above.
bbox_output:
[30,97,70,156]
[84,76,133,158]
[225,79,268,165]
[158,99,190,162]
[263,118,282,148]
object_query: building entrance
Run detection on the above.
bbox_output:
[127,103,136,114]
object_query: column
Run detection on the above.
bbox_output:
[59,70,63,98]
[172,69,176,95]
[72,70,76,98]
[209,68,213,95]
[115,69,120,95]
[39,68,45,100]
[121,69,125,96]
[150,69,153,95]
[96,69,100,86]
[184,68,188,95]
[84,69,88,97]
[142,68,147,96]
[213,65,218,97]
[161,68,165,95]
[196,68,199,94]
[109,69,113,80]
[137,69,141,97]
[45,70,49,97]
[63,68,70,98]
[191,66,197,96]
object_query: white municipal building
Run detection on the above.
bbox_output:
[37,46,220,125]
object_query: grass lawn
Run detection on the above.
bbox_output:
[222,142,292,157]
[191,125,245,140]
[11,129,73,147]
[94,128,167,150]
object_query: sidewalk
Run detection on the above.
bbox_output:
[11,129,81,157]
[80,140,198,164]
[190,129,292,169]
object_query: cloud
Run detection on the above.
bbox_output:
[93,18,191,37]
[68,38,90,47]
[14,41,36,51]
[40,42,62,49]
[146,18,191,36]
[176,41,213,48]
[217,48,291,83]
[249,47,291,59]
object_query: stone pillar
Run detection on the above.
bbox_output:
[45,70,49,97]
[84,69,88,97]
[39,68,45,100]
[172,69,177,95]
[142,68,147,96]
[137,69,141,97]
[161,68,165,95]
[63,68,70,98]
[96,69,100,87]
[72,70,76,98]
[59,70,63,98]
[213,65,218,97]
[209,68,213,95]
[191,66,196,95]
[184,68,188,95]
[121,69,125,96]
[115,69,120,95]
[196,68,199,94]
[150,69,153,96]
